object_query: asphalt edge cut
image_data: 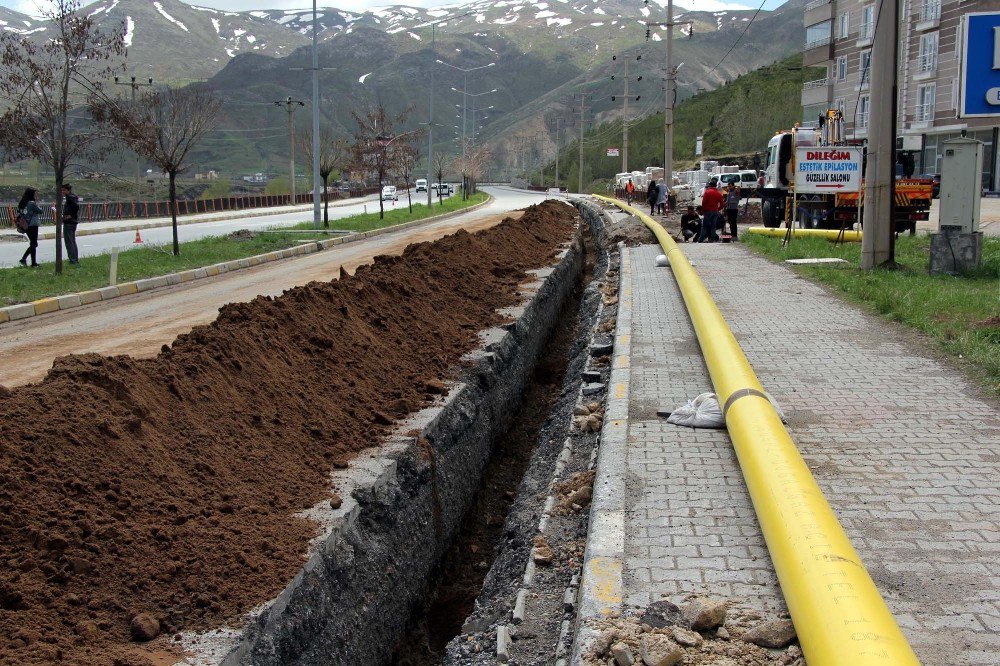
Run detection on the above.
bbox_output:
[0,195,494,326]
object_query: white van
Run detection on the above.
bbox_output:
[381,185,398,201]
[415,179,427,192]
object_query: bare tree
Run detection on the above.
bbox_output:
[301,128,349,227]
[393,140,419,214]
[0,0,125,273]
[349,102,416,220]
[96,86,221,255]
[433,151,450,207]
[465,143,492,197]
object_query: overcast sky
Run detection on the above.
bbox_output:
[4,0,788,18]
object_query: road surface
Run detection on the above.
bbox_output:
[0,190,436,267]
[0,187,550,387]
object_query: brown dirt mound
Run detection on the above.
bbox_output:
[0,200,577,665]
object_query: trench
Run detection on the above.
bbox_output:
[391,226,595,665]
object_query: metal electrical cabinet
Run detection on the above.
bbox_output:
[939,137,983,233]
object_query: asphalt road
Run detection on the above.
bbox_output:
[0,189,444,267]
[0,186,552,387]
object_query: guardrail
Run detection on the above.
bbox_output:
[0,189,380,229]
[804,0,831,11]
[594,195,920,666]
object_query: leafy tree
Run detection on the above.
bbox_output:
[265,176,290,196]
[0,0,125,273]
[96,86,221,256]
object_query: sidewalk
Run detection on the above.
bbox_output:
[0,193,381,241]
[577,238,1000,664]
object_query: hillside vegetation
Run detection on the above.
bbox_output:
[548,55,824,191]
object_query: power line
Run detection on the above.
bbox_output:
[694,0,767,88]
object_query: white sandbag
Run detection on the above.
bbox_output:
[655,254,669,267]
[665,392,725,429]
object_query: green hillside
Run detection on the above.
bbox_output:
[548,54,824,191]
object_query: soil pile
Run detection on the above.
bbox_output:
[0,201,577,665]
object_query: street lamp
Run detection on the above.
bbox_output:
[437,60,495,165]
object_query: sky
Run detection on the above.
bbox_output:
[3,0,788,18]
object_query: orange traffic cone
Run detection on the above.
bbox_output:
[134,229,143,244]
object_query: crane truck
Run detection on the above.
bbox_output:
[759,110,933,234]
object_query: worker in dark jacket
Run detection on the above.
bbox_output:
[17,187,43,267]
[61,183,80,264]
[647,180,657,215]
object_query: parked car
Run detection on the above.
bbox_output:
[430,182,440,192]
[415,179,427,193]
[918,173,941,198]
[381,185,398,201]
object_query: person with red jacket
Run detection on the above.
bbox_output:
[698,179,724,242]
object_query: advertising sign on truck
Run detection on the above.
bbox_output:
[794,147,863,194]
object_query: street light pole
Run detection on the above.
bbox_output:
[311,0,321,227]
[665,0,674,190]
[438,59,494,195]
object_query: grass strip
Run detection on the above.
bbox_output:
[1,191,490,306]
[742,233,1000,394]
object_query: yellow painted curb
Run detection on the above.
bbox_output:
[117,283,138,296]
[0,310,9,324]
[595,195,919,666]
[79,290,102,305]
[32,298,60,315]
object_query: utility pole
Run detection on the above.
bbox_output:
[310,0,320,227]
[611,54,642,173]
[553,118,562,190]
[664,0,674,190]
[861,0,899,269]
[275,96,305,203]
[113,75,154,189]
[578,94,587,193]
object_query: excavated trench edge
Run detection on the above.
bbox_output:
[196,220,586,665]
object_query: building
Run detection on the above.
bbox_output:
[801,0,1000,191]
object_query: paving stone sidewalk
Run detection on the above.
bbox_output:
[614,243,999,666]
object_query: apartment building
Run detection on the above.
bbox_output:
[801,0,1000,191]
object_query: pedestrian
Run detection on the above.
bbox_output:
[680,205,701,242]
[625,178,635,205]
[724,181,741,240]
[17,187,42,268]
[656,180,668,215]
[61,183,80,264]
[647,179,657,216]
[698,179,724,243]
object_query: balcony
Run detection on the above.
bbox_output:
[914,52,937,80]
[916,0,940,30]
[803,37,834,66]
[804,0,833,26]
[857,22,874,47]
[801,78,833,107]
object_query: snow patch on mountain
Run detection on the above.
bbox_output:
[358,72,372,83]
[123,15,134,46]
[153,2,188,32]
[547,16,571,26]
[408,32,421,40]
[535,10,555,18]
[211,17,219,33]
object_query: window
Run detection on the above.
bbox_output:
[839,12,850,38]
[859,5,875,41]
[835,98,846,116]
[918,32,938,73]
[917,83,936,122]
[836,56,848,81]
[921,0,941,22]
[857,95,870,129]
[860,50,872,88]
[806,20,832,48]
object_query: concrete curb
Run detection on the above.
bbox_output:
[0,196,380,242]
[0,196,493,326]
[570,223,633,662]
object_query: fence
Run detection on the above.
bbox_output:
[0,188,380,229]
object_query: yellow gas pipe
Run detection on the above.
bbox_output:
[594,195,919,666]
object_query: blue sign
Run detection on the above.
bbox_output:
[960,12,1000,118]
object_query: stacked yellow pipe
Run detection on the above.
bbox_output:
[594,195,920,666]
[746,226,863,242]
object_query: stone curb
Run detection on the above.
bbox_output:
[1,196,379,242]
[571,235,634,664]
[0,196,493,326]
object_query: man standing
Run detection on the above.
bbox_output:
[625,178,635,205]
[62,184,80,264]
[724,181,741,241]
[698,179,723,243]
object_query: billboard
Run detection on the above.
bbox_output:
[794,147,863,194]
[959,12,1000,118]
[606,148,620,157]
